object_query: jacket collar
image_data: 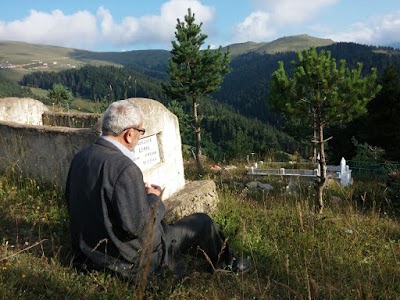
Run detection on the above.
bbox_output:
[96,136,136,161]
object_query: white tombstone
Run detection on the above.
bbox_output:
[0,97,48,125]
[340,157,346,174]
[339,157,352,186]
[128,98,185,200]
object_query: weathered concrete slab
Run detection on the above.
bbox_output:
[164,180,219,218]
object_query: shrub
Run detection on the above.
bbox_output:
[387,169,400,213]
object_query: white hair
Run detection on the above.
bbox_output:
[101,100,143,136]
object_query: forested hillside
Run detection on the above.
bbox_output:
[4,38,400,162]
[18,64,299,161]
[212,42,400,162]
[214,42,400,124]
[19,65,169,104]
[0,74,33,98]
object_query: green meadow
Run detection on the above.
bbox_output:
[1,161,399,299]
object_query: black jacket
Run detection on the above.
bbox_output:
[65,138,166,277]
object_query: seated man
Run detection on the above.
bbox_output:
[65,100,250,279]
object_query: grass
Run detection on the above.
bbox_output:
[0,162,399,299]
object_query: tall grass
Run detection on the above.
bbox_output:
[0,164,399,299]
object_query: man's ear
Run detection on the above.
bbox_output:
[123,129,132,145]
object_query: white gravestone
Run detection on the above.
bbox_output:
[128,98,185,200]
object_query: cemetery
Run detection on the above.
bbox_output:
[248,157,352,187]
[0,97,398,299]
[0,97,218,217]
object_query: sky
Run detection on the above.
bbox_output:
[0,0,399,52]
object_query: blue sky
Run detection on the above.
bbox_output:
[0,0,399,52]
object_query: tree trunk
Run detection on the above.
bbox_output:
[193,98,204,174]
[315,122,327,214]
[312,127,317,163]
[312,111,317,163]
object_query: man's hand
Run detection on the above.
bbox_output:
[145,182,163,197]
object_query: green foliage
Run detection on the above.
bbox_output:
[327,64,400,162]
[1,167,400,299]
[47,83,73,109]
[163,8,230,172]
[387,170,400,212]
[0,74,33,98]
[167,100,192,142]
[269,47,381,129]
[351,137,386,162]
[9,40,400,164]
[214,43,400,128]
[163,9,230,103]
[361,64,400,161]
[224,130,253,160]
[269,47,382,212]
[199,97,298,162]
[20,65,168,104]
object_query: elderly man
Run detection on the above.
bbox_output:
[66,100,250,279]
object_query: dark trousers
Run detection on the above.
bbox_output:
[163,213,232,271]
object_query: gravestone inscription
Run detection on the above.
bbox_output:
[132,134,161,170]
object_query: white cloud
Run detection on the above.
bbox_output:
[0,9,98,49]
[233,0,338,43]
[234,11,276,42]
[0,0,215,50]
[329,11,400,45]
[252,0,337,25]
[97,0,215,48]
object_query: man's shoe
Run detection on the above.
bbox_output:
[231,257,251,273]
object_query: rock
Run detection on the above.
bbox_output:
[224,165,237,170]
[246,181,259,189]
[257,182,274,190]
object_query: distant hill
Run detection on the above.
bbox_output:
[222,34,335,57]
[0,40,170,81]
[1,35,334,80]
[0,40,120,68]
[0,40,170,67]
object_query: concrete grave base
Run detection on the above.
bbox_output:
[164,180,219,218]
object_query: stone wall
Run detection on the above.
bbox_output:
[0,122,98,187]
[42,111,101,128]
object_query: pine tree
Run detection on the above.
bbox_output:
[163,8,230,173]
[48,83,73,111]
[269,47,381,213]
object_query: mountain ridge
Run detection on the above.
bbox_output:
[0,34,334,77]
[222,34,335,57]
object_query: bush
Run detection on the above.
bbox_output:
[387,169,400,213]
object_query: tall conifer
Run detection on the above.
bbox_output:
[163,8,230,173]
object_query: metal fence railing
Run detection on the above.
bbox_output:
[347,160,400,178]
